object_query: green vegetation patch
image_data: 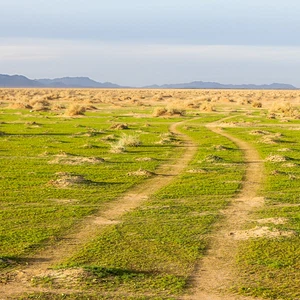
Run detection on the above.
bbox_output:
[56,118,245,297]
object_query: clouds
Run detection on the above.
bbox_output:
[1,1,300,46]
[1,38,300,86]
[0,1,299,86]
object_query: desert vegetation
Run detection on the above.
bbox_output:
[0,88,299,299]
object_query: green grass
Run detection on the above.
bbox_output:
[54,116,245,297]
[224,123,300,300]
[0,108,181,264]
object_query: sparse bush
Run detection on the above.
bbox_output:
[65,104,86,116]
[119,134,141,147]
[269,102,300,119]
[153,106,186,117]
[252,101,262,108]
[110,140,126,153]
[110,123,128,130]
[153,107,167,117]
[200,102,216,112]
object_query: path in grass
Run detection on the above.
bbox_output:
[0,119,198,299]
[184,120,264,300]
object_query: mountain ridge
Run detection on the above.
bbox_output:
[0,74,297,90]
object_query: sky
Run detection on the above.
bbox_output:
[1,0,300,87]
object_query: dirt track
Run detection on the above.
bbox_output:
[0,120,197,299]
[183,120,264,300]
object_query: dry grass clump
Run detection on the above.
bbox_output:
[187,168,208,174]
[277,148,291,152]
[101,134,116,141]
[110,134,141,153]
[266,154,287,162]
[49,153,104,165]
[135,157,153,162]
[213,145,228,151]
[110,123,128,130]
[51,103,66,111]
[204,155,223,163]
[152,106,186,117]
[127,168,154,176]
[252,101,262,108]
[269,102,300,119]
[282,162,297,168]
[48,172,87,188]
[110,141,126,153]
[250,130,270,135]
[119,134,141,147]
[9,102,32,109]
[156,133,176,144]
[65,104,86,116]
[200,102,216,112]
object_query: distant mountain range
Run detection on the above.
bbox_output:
[145,81,297,90]
[0,74,297,90]
[0,74,121,88]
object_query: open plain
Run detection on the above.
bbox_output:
[0,88,299,299]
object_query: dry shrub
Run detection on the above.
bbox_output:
[269,102,300,119]
[156,133,176,144]
[65,104,86,116]
[252,101,262,108]
[110,123,128,130]
[153,107,167,117]
[153,106,185,117]
[200,102,216,112]
[52,103,66,111]
[110,140,126,153]
[9,102,32,109]
[110,134,141,153]
[119,134,141,147]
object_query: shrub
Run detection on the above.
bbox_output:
[65,104,86,116]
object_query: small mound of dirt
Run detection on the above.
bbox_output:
[135,157,153,162]
[48,173,87,188]
[282,162,297,168]
[256,217,288,225]
[230,226,295,240]
[110,123,128,130]
[250,130,270,135]
[213,145,228,151]
[277,148,291,152]
[259,136,278,145]
[204,155,223,163]
[127,169,154,176]
[266,154,287,162]
[187,168,208,174]
[49,154,104,165]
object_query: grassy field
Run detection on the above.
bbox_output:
[0,88,299,299]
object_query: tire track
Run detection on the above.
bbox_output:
[0,119,197,299]
[183,120,264,300]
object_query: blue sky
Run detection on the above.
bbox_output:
[1,0,300,86]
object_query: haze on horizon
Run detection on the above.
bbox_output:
[1,0,300,87]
